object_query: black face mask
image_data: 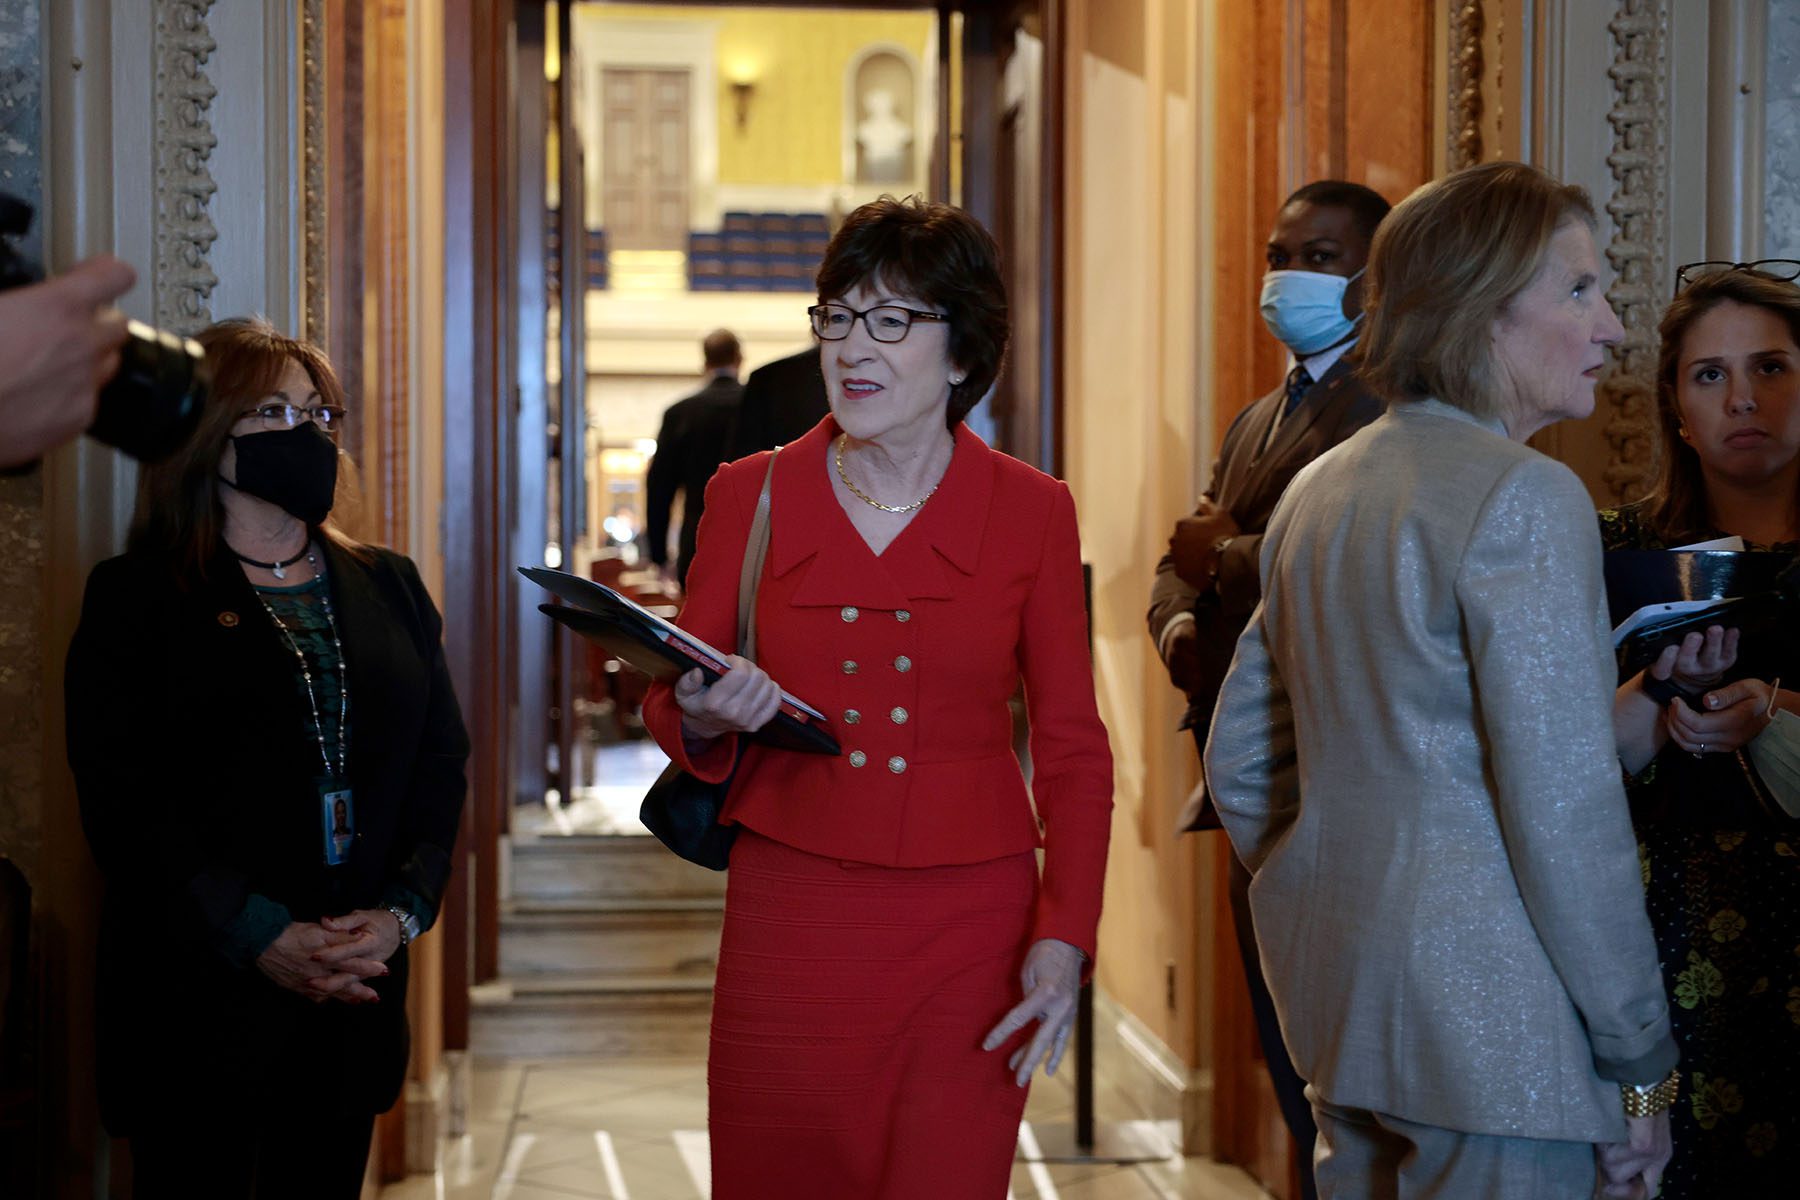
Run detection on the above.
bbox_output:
[227,424,339,526]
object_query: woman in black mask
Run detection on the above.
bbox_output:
[65,317,469,1197]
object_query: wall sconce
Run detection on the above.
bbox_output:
[730,79,756,132]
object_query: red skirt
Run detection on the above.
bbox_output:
[708,830,1038,1200]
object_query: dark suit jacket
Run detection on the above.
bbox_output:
[643,418,1114,960]
[647,375,745,585]
[66,539,469,1132]
[1145,357,1382,829]
[725,347,829,461]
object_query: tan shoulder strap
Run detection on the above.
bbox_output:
[737,448,778,662]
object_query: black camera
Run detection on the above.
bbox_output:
[0,192,209,463]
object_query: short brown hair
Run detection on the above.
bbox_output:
[702,328,741,369]
[814,195,1008,428]
[1639,269,1800,540]
[1358,162,1596,421]
[130,317,366,581]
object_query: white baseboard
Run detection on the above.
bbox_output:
[1092,988,1214,1157]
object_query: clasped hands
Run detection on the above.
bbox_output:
[255,909,403,1005]
[1645,626,1778,756]
[1168,498,1240,591]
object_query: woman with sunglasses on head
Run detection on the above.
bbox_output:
[640,196,1112,1199]
[65,317,469,1197]
[1605,264,1800,1196]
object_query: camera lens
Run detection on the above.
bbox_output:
[85,320,211,463]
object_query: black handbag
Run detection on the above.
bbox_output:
[639,450,778,869]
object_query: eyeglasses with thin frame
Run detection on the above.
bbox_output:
[242,401,349,435]
[1672,259,1800,297]
[808,303,950,344]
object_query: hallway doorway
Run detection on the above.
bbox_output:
[481,0,1068,1085]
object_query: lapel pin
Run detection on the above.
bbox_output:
[218,611,240,628]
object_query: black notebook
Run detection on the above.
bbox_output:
[519,566,840,755]
[1603,550,1800,677]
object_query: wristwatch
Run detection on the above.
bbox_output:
[1207,534,1235,586]
[386,905,423,947]
[1620,1069,1681,1117]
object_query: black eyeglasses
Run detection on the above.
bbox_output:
[808,303,949,344]
[1673,259,1800,296]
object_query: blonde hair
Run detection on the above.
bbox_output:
[1357,161,1596,420]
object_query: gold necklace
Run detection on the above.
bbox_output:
[835,434,943,514]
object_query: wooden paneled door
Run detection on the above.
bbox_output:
[600,67,690,251]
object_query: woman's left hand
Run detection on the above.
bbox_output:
[982,937,1085,1087]
[1666,677,1779,755]
[309,909,404,998]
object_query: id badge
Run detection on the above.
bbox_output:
[320,779,355,866]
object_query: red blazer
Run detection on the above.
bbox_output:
[644,418,1114,959]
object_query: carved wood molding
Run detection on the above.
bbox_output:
[1447,0,1484,169]
[1599,0,1670,504]
[152,0,220,334]
[303,0,327,345]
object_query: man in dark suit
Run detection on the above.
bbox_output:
[725,344,829,460]
[646,329,745,587]
[1147,180,1389,1200]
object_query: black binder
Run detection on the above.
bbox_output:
[521,566,840,756]
[1603,550,1800,676]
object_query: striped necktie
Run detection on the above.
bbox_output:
[1282,364,1314,418]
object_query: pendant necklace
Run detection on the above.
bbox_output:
[231,538,310,580]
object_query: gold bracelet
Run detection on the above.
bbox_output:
[1620,1070,1681,1118]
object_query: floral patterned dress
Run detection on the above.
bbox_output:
[1599,503,1800,1195]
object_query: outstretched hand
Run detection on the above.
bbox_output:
[982,938,1085,1087]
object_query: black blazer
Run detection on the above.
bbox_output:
[645,375,744,584]
[725,347,829,461]
[65,539,468,1132]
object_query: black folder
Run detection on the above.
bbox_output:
[520,566,840,755]
[1603,550,1800,677]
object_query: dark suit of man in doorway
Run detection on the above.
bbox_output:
[646,329,745,588]
[725,345,829,460]
[1146,181,1390,1200]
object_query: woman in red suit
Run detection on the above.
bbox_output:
[643,196,1113,1198]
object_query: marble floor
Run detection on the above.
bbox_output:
[381,1056,1273,1200]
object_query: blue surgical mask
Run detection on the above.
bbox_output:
[1259,268,1364,355]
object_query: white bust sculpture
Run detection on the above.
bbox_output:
[856,87,912,184]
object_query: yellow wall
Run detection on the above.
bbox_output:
[578,5,933,187]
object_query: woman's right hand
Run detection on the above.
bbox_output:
[1664,624,1737,692]
[674,657,783,743]
[1594,1112,1672,1199]
[256,921,385,1004]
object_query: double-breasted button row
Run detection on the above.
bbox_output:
[836,609,917,777]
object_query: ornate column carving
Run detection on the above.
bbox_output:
[152,0,219,334]
[1599,0,1670,504]
[303,0,328,345]
[1447,1,1484,168]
